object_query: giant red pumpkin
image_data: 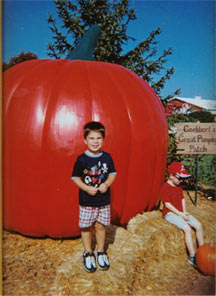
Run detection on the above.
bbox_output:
[3,30,168,238]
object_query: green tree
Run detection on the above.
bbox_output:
[188,110,215,123]
[3,51,38,72]
[47,0,180,100]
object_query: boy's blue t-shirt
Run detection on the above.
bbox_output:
[72,150,116,207]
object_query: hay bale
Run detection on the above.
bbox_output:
[3,191,215,295]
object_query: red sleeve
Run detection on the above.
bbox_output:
[160,182,172,202]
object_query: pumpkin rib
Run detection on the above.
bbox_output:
[90,61,134,219]
[4,60,80,237]
[85,61,133,220]
[85,61,96,122]
[42,60,94,236]
[106,67,140,217]
[40,60,74,148]
[104,65,148,217]
[39,61,73,235]
[3,73,26,114]
[34,61,66,151]
[103,63,159,222]
[128,71,168,210]
[121,65,167,214]
[3,60,64,236]
[133,74,168,210]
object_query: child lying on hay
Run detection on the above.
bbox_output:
[160,162,204,269]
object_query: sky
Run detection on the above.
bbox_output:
[2,0,215,100]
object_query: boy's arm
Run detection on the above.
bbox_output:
[98,174,116,193]
[105,174,116,187]
[182,199,190,218]
[182,199,187,213]
[72,178,98,196]
[164,201,189,220]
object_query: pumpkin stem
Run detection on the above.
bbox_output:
[66,24,101,61]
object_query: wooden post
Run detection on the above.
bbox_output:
[194,154,199,206]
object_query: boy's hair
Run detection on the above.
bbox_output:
[83,121,105,139]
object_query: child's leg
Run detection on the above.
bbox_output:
[79,206,96,252]
[94,206,110,270]
[165,212,196,256]
[95,222,106,251]
[81,226,97,273]
[95,204,111,251]
[182,224,196,256]
[195,223,204,247]
[95,221,110,270]
[81,226,94,252]
[188,215,204,247]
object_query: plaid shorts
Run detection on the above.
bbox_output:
[79,205,111,228]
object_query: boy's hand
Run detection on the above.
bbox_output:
[180,212,190,221]
[184,212,190,221]
[98,183,108,194]
[86,186,98,196]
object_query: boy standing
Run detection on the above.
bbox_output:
[160,162,204,268]
[72,121,116,273]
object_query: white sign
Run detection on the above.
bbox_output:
[175,123,216,154]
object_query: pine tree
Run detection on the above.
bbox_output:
[47,0,180,102]
[3,51,38,72]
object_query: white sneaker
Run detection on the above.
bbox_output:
[96,251,110,270]
[82,252,97,273]
[188,255,198,269]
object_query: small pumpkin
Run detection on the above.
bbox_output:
[196,243,216,276]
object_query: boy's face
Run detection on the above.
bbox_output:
[84,130,104,154]
[169,174,183,186]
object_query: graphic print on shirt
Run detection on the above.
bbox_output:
[83,161,108,187]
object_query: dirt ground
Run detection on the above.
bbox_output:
[2,189,216,296]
